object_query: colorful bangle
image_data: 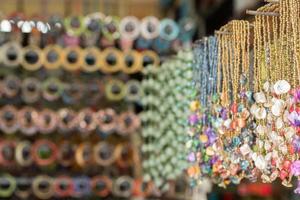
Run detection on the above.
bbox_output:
[0,174,16,198]
[21,77,41,104]
[75,143,93,168]
[113,176,133,198]
[43,45,63,70]
[15,140,33,167]
[22,45,44,71]
[101,48,122,73]
[93,142,116,166]
[159,19,179,41]
[0,140,16,166]
[141,50,160,67]
[62,46,83,71]
[84,80,103,105]
[61,81,83,105]
[64,15,86,36]
[95,108,117,134]
[73,177,91,198]
[57,108,77,133]
[115,143,134,168]
[125,80,142,102]
[140,16,160,40]
[102,16,120,41]
[57,141,75,168]
[42,78,63,101]
[91,176,112,197]
[36,109,58,134]
[105,79,126,101]
[3,75,21,98]
[2,41,22,68]
[77,108,97,134]
[119,16,140,49]
[122,50,142,74]
[53,176,74,197]
[0,105,18,134]
[32,140,58,167]
[81,47,101,72]
[132,179,153,197]
[117,111,141,135]
[84,12,105,35]
[32,175,54,200]
[17,107,38,136]
[15,177,32,199]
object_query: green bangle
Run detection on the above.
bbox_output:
[0,174,16,198]
[102,16,121,41]
[64,16,86,36]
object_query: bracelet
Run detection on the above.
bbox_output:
[77,108,97,134]
[101,48,122,73]
[15,177,32,199]
[91,176,112,197]
[62,46,83,71]
[117,111,141,135]
[159,19,179,41]
[36,109,58,134]
[21,77,41,103]
[17,107,38,136]
[93,142,116,166]
[57,140,75,167]
[102,16,120,41]
[95,108,117,134]
[122,50,142,74]
[22,45,44,71]
[64,15,86,36]
[43,45,63,70]
[0,105,18,134]
[57,108,77,133]
[32,140,58,166]
[73,177,91,197]
[32,175,54,200]
[15,140,33,167]
[125,80,142,102]
[85,80,103,106]
[119,16,140,41]
[3,75,21,98]
[84,12,105,35]
[1,41,22,68]
[115,143,133,168]
[0,174,16,198]
[141,50,160,67]
[42,78,63,101]
[61,81,83,105]
[53,176,74,197]
[140,16,160,40]
[113,176,133,198]
[0,140,16,166]
[81,47,101,72]
[105,79,126,101]
[132,179,153,197]
[75,143,93,168]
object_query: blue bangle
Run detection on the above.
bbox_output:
[159,19,179,41]
[73,177,91,197]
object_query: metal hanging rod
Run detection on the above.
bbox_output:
[246,10,279,17]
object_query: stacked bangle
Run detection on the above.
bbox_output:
[115,143,133,168]
[15,141,33,167]
[141,50,160,67]
[117,111,141,135]
[17,107,38,136]
[0,174,16,198]
[91,176,112,197]
[43,45,63,70]
[57,141,75,167]
[102,16,120,41]
[62,46,83,71]
[77,108,97,134]
[1,42,22,68]
[81,47,101,72]
[61,81,83,105]
[93,142,116,166]
[122,50,142,74]
[101,48,122,73]
[22,45,44,71]
[73,177,91,197]
[0,140,16,166]
[140,16,160,40]
[36,109,58,134]
[125,80,142,102]
[113,176,133,198]
[120,16,140,41]
[57,108,77,133]
[32,175,54,200]
[0,105,18,134]
[15,177,31,199]
[64,15,86,36]
[75,143,93,168]
[54,176,74,197]
[95,108,117,134]
[3,75,21,98]
[159,19,179,41]
[32,140,58,167]
[21,77,41,104]
[42,78,63,101]
[105,79,126,101]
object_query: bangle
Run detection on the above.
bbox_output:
[15,141,33,167]
[36,109,58,134]
[140,16,160,40]
[85,80,103,106]
[3,75,21,98]
[21,77,41,103]
[132,179,153,197]
[105,79,126,101]
[57,108,77,133]
[159,19,179,41]
[77,108,97,134]
[17,107,38,136]
[84,12,105,35]
[125,80,142,102]
[0,105,18,134]
[0,174,16,198]
[115,143,133,168]
[42,78,63,101]
[75,143,93,168]
[101,48,122,73]
[91,176,112,197]
[15,177,32,199]
[22,45,44,71]
[32,175,54,200]
[73,177,91,198]
[81,47,101,72]
[122,50,142,74]
[117,111,141,135]
[53,176,74,197]
[62,46,83,71]
[57,141,75,168]
[32,140,58,167]
[95,108,117,134]
[2,42,22,68]
[0,140,16,166]
[141,50,160,67]
[119,16,140,41]
[113,176,133,198]
[102,16,120,41]
[93,142,116,166]
[64,15,86,36]
[62,81,83,105]
[43,45,63,70]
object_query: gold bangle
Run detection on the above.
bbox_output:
[43,45,63,70]
[114,143,134,168]
[141,50,160,67]
[93,142,116,166]
[62,46,83,71]
[75,142,93,168]
[32,175,54,200]
[81,47,101,72]
[2,42,22,68]
[22,45,44,71]
[101,48,122,73]
[122,50,142,74]
[105,79,126,101]
[15,140,33,167]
